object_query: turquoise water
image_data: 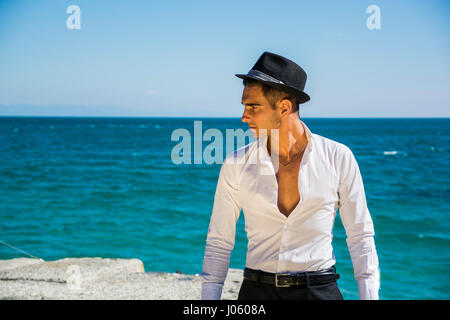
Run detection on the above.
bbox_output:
[0,117,449,300]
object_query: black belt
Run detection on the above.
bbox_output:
[243,266,340,288]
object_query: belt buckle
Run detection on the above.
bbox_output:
[275,273,291,288]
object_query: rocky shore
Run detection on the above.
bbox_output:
[0,257,243,300]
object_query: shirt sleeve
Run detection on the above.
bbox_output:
[338,146,380,300]
[200,154,241,300]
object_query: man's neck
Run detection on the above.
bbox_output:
[267,117,307,160]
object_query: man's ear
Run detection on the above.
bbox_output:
[279,98,292,117]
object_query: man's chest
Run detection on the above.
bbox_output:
[275,156,302,217]
[238,155,340,215]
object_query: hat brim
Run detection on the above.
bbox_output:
[236,73,310,104]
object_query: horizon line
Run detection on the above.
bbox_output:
[0,115,449,119]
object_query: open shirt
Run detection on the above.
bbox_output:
[201,120,380,300]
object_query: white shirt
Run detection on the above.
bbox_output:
[201,120,380,300]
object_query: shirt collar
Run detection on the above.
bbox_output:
[299,119,314,151]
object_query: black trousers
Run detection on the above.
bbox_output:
[237,277,344,300]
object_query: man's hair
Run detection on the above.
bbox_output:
[243,78,299,113]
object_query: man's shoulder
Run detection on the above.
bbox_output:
[311,133,351,155]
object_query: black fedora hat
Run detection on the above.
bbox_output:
[235,51,310,104]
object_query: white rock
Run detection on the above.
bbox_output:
[0,257,43,272]
[0,258,243,300]
[0,257,144,283]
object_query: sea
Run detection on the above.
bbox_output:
[0,117,449,300]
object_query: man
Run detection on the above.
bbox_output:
[201,52,380,300]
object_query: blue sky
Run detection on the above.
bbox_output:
[0,0,449,117]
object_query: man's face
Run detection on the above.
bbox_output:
[241,84,280,138]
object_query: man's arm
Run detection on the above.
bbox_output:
[201,155,241,300]
[338,145,380,300]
